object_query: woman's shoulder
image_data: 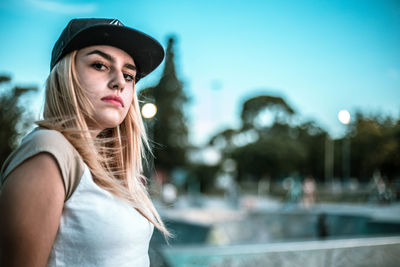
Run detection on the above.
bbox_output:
[1,127,85,200]
[17,127,71,150]
[6,127,79,165]
[24,126,67,142]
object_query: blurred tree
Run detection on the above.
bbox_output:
[347,112,400,182]
[209,94,400,186]
[0,74,37,166]
[240,95,295,129]
[231,121,327,182]
[232,129,307,181]
[209,94,329,184]
[208,128,238,152]
[294,121,327,180]
[139,37,189,177]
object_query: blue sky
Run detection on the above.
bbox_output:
[0,0,399,145]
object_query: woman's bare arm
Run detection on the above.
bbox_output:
[0,153,65,267]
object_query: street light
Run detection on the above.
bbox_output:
[141,103,157,119]
[338,109,351,184]
[338,110,351,125]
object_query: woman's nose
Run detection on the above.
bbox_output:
[108,71,125,91]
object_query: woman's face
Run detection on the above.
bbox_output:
[75,45,136,134]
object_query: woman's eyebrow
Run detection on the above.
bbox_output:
[85,49,137,72]
[85,49,113,61]
[125,63,137,72]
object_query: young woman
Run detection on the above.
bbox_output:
[0,18,169,266]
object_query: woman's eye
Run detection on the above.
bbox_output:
[92,62,107,70]
[124,73,135,82]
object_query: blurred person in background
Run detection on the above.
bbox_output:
[302,176,316,209]
[369,170,393,204]
[0,18,169,266]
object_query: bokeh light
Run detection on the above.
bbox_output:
[141,103,157,119]
[338,110,351,125]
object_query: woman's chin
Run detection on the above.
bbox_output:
[99,119,123,129]
[88,116,124,131]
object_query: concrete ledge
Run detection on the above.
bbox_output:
[161,236,400,267]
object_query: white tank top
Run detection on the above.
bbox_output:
[0,128,154,266]
[47,164,154,267]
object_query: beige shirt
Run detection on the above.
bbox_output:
[1,127,84,199]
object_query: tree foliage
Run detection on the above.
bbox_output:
[208,94,328,182]
[230,121,327,182]
[210,93,400,185]
[241,95,295,129]
[139,37,189,175]
[0,74,37,166]
[346,112,400,181]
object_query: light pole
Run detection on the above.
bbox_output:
[141,102,158,141]
[324,134,334,189]
[141,102,158,144]
[141,102,158,181]
[338,110,351,184]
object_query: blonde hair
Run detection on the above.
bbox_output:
[37,51,170,237]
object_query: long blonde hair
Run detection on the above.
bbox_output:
[38,51,170,237]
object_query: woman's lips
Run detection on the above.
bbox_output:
[101,95,124,107]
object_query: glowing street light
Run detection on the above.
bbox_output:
[338,109,351,125]
[141,103,157,119]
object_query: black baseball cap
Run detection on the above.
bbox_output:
[51,18,164,81]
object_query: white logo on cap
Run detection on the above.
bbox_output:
[110,19,123,26]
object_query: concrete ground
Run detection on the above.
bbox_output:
[153,196,400,266]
